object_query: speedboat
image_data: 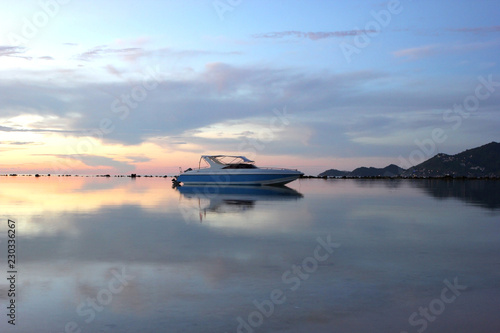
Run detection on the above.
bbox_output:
[175,155,303,186]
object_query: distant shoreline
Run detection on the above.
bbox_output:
[300,175,500,180]
[1,174,171,178]
[1,174,499,180]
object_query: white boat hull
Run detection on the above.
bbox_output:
[177,169,302,186]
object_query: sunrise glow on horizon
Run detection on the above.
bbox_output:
[1,0,499,176]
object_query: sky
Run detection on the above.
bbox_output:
[0,0,499,175]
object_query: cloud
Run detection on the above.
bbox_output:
[393,44,439,59]
[252,30,375,40]
[44,154,136,171]
[0,45,30,59]
[0,125,13,131]
[0,64,386,151]
[75,45,241,63]
[1,62,499,162]
[106,64,123,78]
[0,124,74,134]
[76,45,143,61]
[447,25,500,33]
[393,40,499,59]
[1,141,40,145]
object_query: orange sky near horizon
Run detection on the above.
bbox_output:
[0,113,400,175]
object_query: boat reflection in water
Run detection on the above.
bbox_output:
[176,185,303,222]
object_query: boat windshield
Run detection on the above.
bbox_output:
[222,163,257,169]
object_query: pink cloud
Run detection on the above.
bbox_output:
[393,44,439,59]
[0,46,31,60]
[448,25,500,33]
[253,30,375,40]
[393,40,499,60]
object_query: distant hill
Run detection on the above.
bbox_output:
[318,164,405,177]
[350,164,405,177]
[318,169,349,177]
[318,141,500,178]
[403,141,500,177]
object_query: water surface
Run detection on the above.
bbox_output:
[1,177,499,333]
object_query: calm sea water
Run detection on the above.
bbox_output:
[1,177,499,333]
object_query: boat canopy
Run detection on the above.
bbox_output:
[202,155,254,162]
[200,155,255,168]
